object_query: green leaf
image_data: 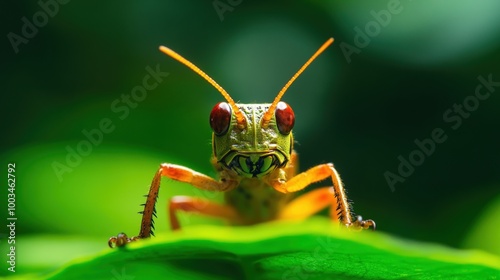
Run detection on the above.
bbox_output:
[463,194,500,256]
[18,218,500,280]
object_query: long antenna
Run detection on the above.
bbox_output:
[261,38,334,128]
[159,46,246,129]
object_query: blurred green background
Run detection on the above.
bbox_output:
[1,0,500,275]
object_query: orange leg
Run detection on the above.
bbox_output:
[278,187,339,220]
[169,196,240,230]
[108,162,240,248]
[267,163,375,230]
[277,187,375,229]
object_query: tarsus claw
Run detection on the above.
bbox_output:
[108,233,138,248]
[349,215,376,230]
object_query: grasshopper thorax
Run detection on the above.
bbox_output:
[210,101,294,178]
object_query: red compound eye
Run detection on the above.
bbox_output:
[210,102,232,136]
[275,101,294,135]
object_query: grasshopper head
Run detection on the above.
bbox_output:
[159,38,333,178]
[210,102,294,178]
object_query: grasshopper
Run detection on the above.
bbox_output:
[108,38,375,248]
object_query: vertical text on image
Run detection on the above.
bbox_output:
[6,163,17,273]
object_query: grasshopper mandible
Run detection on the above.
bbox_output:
[108,38,375,248]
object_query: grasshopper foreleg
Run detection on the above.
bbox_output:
[108,163,239,248]
[269,163,375,230]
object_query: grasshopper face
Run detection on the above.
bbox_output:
[158,38,333,178]
[210,101,295,178]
